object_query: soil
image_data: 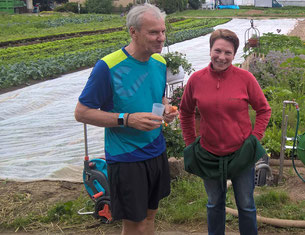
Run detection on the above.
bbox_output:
[1,166,305,235]
[0,179,207,235]
[0,166,305,235]
[288,19,305,41]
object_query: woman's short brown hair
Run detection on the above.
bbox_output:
[210,29,239,55]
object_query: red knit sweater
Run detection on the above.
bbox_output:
[180,63,271,156]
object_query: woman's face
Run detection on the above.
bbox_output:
[210,38,235,72]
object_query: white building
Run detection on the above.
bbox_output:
[234,0,254,5]
[234,0,305,7]
[277,0,305,6]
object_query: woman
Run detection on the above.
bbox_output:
[180,29,271,235]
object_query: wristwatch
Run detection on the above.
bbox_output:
[118,113,125,127]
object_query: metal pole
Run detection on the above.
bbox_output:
[84,123,88,157]
[279,100,298,182]
[279,113,288,183]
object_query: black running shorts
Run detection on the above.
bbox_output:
[107,152,170,222]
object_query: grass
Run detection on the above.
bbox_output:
[157,176,207,224]
[1,175,305,234]
[171,6,305,18]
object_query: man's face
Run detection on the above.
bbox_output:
[133,12,166,55]
[210,38,235,71]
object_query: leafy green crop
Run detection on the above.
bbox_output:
[0,13,125,42]
[0,31,130,66]
[0,17,224,89]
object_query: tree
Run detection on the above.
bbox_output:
[156,0,187,14]
[188,0,201,9]
[85,0,113,14]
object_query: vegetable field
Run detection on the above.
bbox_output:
[0,13,230,89]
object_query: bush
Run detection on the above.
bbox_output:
[85,0,113,14]
[188,0,201,9]
[125,3,133,12]
[163,119,185,158]
[249,50,295,89]
[170,85,184,108]
[156,0,187,14]
[162,86,186,158]
[54,2,84,13]
[245,33,304,56]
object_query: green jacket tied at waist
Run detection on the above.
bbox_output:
[184,135,266,187]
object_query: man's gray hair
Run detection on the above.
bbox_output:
[126,3,166,31]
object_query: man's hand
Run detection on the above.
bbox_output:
[127,112,163,131]
[163,105,179,124]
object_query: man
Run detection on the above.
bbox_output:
[75,4,178,235]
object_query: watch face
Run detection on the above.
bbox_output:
[118,117,124,126]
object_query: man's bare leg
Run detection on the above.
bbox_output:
[121,209,158,235]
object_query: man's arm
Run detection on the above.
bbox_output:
[75,102,164,131]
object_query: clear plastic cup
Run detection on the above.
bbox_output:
[152,103,165,117]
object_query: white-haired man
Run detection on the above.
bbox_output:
[75,4,178,235]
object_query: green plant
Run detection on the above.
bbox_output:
[279,56,305,96]
[163,118,185,158]
[166,27,214,46]
[163,51,194,75]
[170,85,184,108]
[85,0,113,14]
[157,175,207,223]
[188,0,201,10]
[255,190,290,208]
[125,3,133,12]
[156,0,187,14]
[250,33,258,39]
[249,33,305,56]
[46,201,74,222]
[54,2,84,13]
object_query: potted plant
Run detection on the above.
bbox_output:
[248,34,259,48]
[163,51,194,83]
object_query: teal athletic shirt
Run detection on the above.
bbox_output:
[79,47,167,164]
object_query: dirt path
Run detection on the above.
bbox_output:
[288,19,305,41]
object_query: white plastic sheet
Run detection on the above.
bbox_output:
[0,19,298,182]
[0,69,104,181]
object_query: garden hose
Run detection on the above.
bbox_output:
[225,179,305,228]
[226,207,305,228]
[291,105,305,183]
